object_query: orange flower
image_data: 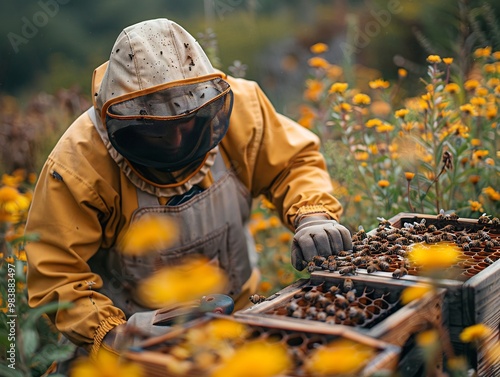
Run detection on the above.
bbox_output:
[377,180,390,188]
[329,82,349,94]
[352,93,371,105]
[369,79,390,89]
[427,55,442,64]
[308,57,330,69]
[310,43,328,54]
[404,172,415,181]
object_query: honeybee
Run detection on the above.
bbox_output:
[387,233,400,242]
[329,285,340,295]
[395,237,409,245]
[352,226,367,242]
[304,290,320,303]
[377,217,392,227]
[392,267,408,279]
[338,250,352,257]
[343,278,354,292]
[469,240,481,248]
[335,309,347,320]
[461,243,470,251]
[366,262,380,273]
[484,241,496,252]
[334,294,349,309]
[378,261,390,271]
[286,301,299,315]
[306,306,318,317]
[478,213,491,224]
[491,217,500,226]
[348,306,366,324]
[249,294,267,304]
[326,304,336,316]
[292,309,304,318]
[484,257,495,265]
[307,261,320,273]
[327,261,338,272]
[441,224,456,232]
[387,244,402,254]
[316,311,327,322]
[352,256,368,266]
[339,265,357,275]
[312,255,327,266]
[346,289,357,303]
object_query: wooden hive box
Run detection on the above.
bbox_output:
[124,313,400,377]
[324,212,499,377]
[236,274,446,377]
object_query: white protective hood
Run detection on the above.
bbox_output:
[92,18,222,196]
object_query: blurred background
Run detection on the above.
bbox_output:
[2,0,500,110]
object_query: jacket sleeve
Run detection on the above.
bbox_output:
[25,116,127,352]
[222,77,343,231]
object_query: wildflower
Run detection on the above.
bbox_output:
[304,339,374,376]
[486,105,498,120]
[211,341,290,377]
[329,82,348,94]
[259,281,272,293]
[398,68,408,78]
[409,242,460,270]
[464,79,480,91]
[483,187,500,201]
[278,232,292,243]
[70,347,143,377]
[297,105,315,129]
[308,57,330,69]
[468,175,480,185]
[368,144,379,154]
[485,157,495,166]
[473,46,492,58]
[304,79,324,102]
[326,65,343,79]
[443,57,453,65]
[268,216,280,227]
[369,79,390,89]
[208,318,247,341]
[0,186,30,222]
[354,151,369,161]
[310,43,328,54]
[444,83,460,94]
[484,64,496,74]
[404,172,415,181]
[494,51,500,60]
[473,150,489,160]
[375,122,395,133]
[416,329,439,347]
[2,174,23,187]
[487,78,500,87]
[353,194,362,202]
[421,92,432,102]
[365,118,382,128]
[352,93,371,105]
[460,103,476,115]
[471,138,482,146]
[137,257,227,307]
[401,284,434,304]
[119,215,178,256]
[260,197,276,210]
[470,97,486,107]
[427,55,442,64]
[468,200,484,213]
[377,180,390,188]
[395,108,409,118]
[460,324,493,343]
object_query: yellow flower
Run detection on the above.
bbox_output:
[487,77,500,87]
[470,96,486,107]
[484,64,496,74]
[460,103,476,115]
[375,123,395,133]
[329,82,349,94]
[354,151,370,161]
[404,172,415,181]
[211,341,291,377]
[260,196,276,210]
[137,257,227,307]
[444,83,460,94]
[268,216,280,227]
[483,186,500,201]
[339,102,352,112]
[368,144,379,154]
[353,194,362,203]
[494,51,500,60]
[0,186,31,223]
[474,46,492,58]
[416,329,439,347]
[326,64,343,79]
[401,284,434,304]
[427,55,442,64]
[486,105,498,120]
[308,57,330,69]
[352,93,371,105]
[304,339,374,376]
[369,79,390,89]
[398,68,408,78]
[208,318,247,341]
[443,57,454,65]
[377,180,390,188]
[365,118,382,128]
[70,347,143,377]
[409,242,460,270]
[278,232,292,243]
[471,138,482,146]
[304,79,324,102]
[468,200,484,213]
[310,43,328,54]
[459,324,493,343]
[297,105,315,129]
[473,149,489,160]
[468,175,480,185]
[395,108,409,118]
[1,174,23,187]
[119,215,178,256]
[464,79,480,91]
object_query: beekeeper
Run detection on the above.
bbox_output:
[25,18,351,364]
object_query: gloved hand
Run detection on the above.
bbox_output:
[291,215,352,270]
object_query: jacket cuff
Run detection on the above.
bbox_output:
[294,205,336,227]
[90,316,127,358]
